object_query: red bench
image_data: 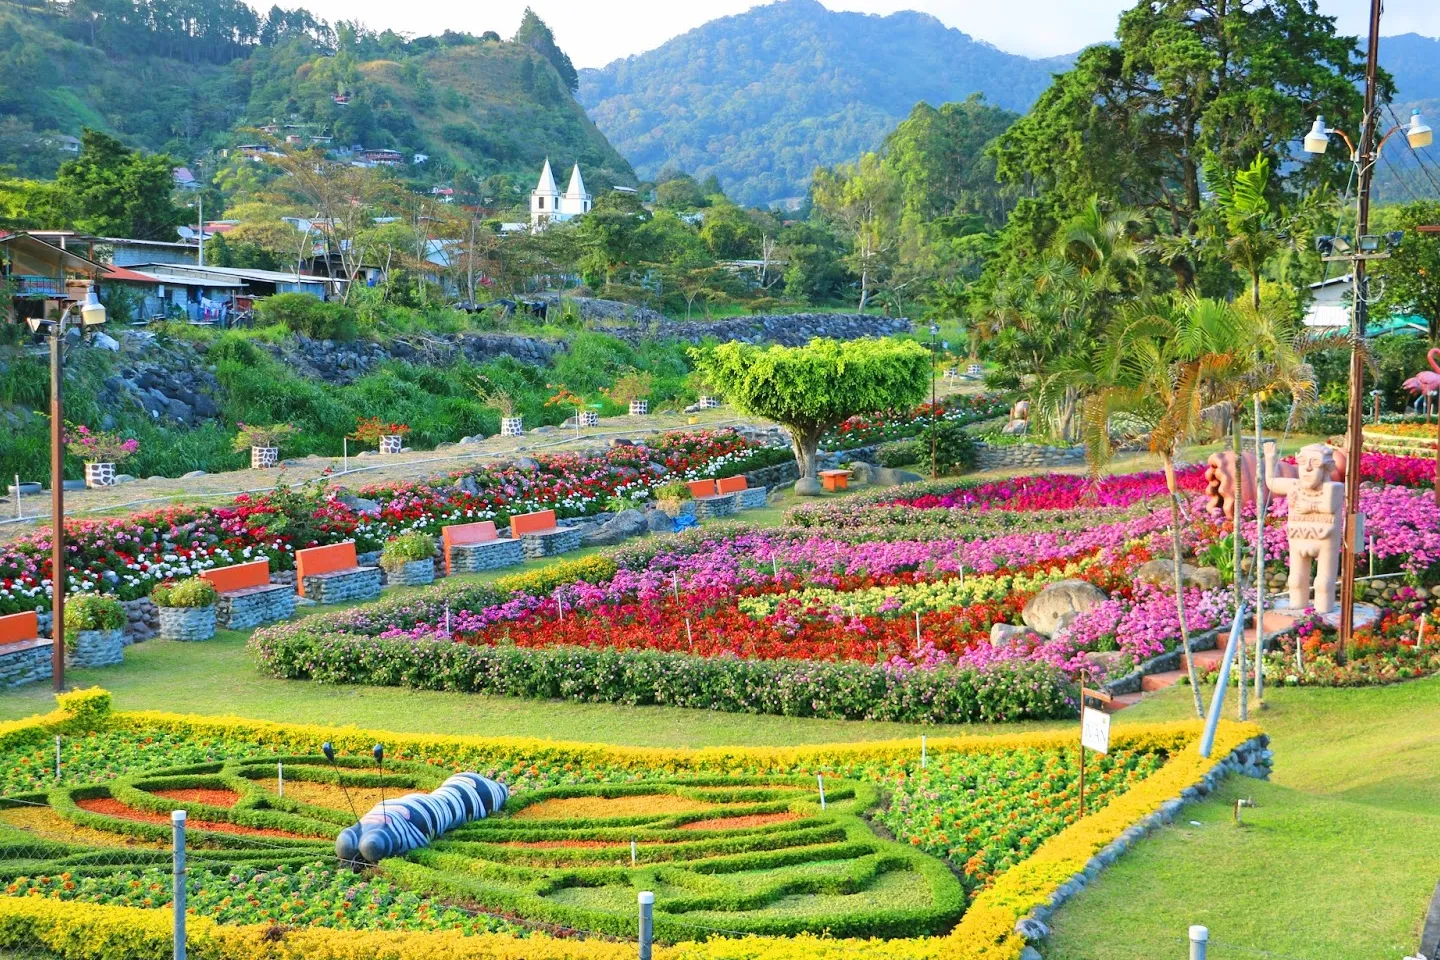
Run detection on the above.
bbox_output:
[686,480,718,498]
[819,469,851,492]
[718,475,767,509]
[443,521,523,574]
[0,611,54,688]
[294,541,382,604]
[508,510,581,559]
[200,559,295,629]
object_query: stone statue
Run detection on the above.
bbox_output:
[1263,441,1345,614]
[1205,448,1347,519]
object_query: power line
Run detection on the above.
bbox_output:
[1384,104,1440,197]
[1378,150,1424,204]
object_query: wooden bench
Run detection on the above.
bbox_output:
[443,521,523,574]
[685,479,739,520]
[508,510,582,560]
[0,611,53,689]
[294,541,382,605]
[717,475,768,509]
[819,469,851,492]
[200,559,295,630]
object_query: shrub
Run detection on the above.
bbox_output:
[380,532,437,571]
[877,438,923,468]
[254,293,358,341]
[350,417,411,443]
[230,423,299,452]
[933,420,978,473]
[63,594,125,634]
[149,578,218,609]
[63,425,138,463]
[653,480,692,502]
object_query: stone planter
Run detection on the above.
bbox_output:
[250,446,279,469]
[657,499,696,518]
[157,605,217,642]
[629,400,649,416]
[384,559,435,588]
[580,411,600,427]
[698,396,721,410]
[379,435,404,455]
[84,462,116,488]
[500,417,524,437]
[67,628,124,667]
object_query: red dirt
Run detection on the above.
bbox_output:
[499,839,620,849]
[76,797,309,839]
[676,812,800,831]
[151,788,241,808]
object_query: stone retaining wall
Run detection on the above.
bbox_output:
[217,585,295,631]
[974,442,1087,471]
[157,605,216,642]
[0,641,53,688]
[303,568,383,605]
[596,314,911,347]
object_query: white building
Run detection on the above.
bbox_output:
[1304,274,1351,328]
[530,159,591,230]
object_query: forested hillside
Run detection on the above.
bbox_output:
[577,0,1071,206]
[0,0,633,190]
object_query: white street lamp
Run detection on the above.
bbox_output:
[1407,109,1433,150]
[1303,116,1331,155]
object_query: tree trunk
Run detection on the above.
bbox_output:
[1232,416,1248,720]
[1166,453,1206,718]
[790,425,826,496]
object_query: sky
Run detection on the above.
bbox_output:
[283,0,1440,69]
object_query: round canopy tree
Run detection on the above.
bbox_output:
[694,337,931,494]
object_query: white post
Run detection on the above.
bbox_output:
[277,762,284,798]
[343,437,348,474]
[444,603,451,635]
[817,774,826,810]
[54,735,60,781]
[1188,925,1208,960]
[557,594,564,622]
[684,617,693,649]
[172,810,187,960]
[914,610,921,644]
[672,571,680,602]
[638,891,654,960]
[921,735,927,770]
[14,475,20,521]
[630,839,637,866]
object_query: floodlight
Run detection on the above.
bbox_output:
[1358,235,1382,254]
[1303,117,1331,154]
[79,289,106,327]
[1407,110,1433,150]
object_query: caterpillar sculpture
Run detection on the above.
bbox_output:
[336,772,510,864]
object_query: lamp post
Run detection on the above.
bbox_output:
[29,289,106,693]
[190,196,204,267]
[929,322,940,481]
[1302,8,1433,654]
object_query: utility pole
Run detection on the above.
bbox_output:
[1338,0,1384,656]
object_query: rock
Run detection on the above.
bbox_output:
[990,623,1038,647]
[581,509,649,546]
[181,470,207,479]
[338,495,382,515]
[192,394,219,418]
[872,466,924,486]
[531,426,555,435]
[92,332,120,351]
[1015,918,1050,941]
[1022,580,1108,636]
[1133,559,1224,591]
[794,476,824,497]
[515,457,541,472]
[1001,419,1029,436]
[645,509,674,533]
[848,462,875,484]
[112,474,136,484]
[454,476,479,495]
[1020,948,1044,960]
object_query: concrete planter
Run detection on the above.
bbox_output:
[500,417,524,437]
[250,446,279,469]
[384,558,435,587]
[67,628,124,667]
[379,435,404,455]
[580,411,600,427]
[629,400,649,416]
[157,605,217,641]
[84,462,116,488]
[698,396,721,410]
[658,499,696,518]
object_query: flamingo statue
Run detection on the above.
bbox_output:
[1401,348,1440,504]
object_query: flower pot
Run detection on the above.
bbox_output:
[157,605,217,642]
[250,446,279,469]
[379,434,404,455]
[66,628,124,667]
[629,400,649,416]
[385,559,435,587]
[84,462,116,488]
[580,411,600,427]
[657,499,695,518]
[500,417,524,437]
[698,396,720,410]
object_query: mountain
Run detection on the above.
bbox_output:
[1363,33,1440,203]
[577,0,1073,206]
[0,0,633,191]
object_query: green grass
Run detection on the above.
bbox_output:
[1042,677,1440,960]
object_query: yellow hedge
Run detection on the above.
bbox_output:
[0,695,1262,960]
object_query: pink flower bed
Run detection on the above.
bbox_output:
[888,466,1210,512]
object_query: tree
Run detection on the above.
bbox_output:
[694,338,930,493]
[56,130,185,239]
[1373,200,1440,343]
[992,0,1369,289]
[1045,295,1247,717]
[811,152,901,311]
[1201,154,1288,312]
[513,8,578,94]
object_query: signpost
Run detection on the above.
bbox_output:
[1078,684,1113,818]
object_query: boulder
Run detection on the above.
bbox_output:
[848,462,875,484]
[1022,579,1108,636]
[92,332,120,352]
[112,474,136,484]
[989,623,1039,647]
[794,476,824,497]
[645,509,675,533]
[515,457,541,472]
[872,466,924,486]
[1001,419,1029,436]
[338,495,382,516]
[581,509,649,546]
[1133,559,1224,591]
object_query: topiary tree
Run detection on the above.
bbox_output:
[694,338,930,495]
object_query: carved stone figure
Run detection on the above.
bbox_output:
[1263,441,1345,614]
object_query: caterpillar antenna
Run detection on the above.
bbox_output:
[321,741,362,827]
[373,743,387,819]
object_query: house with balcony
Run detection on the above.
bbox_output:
[0,233,104,326]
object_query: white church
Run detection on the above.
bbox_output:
[530,159,591,230]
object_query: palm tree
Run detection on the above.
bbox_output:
[1202,154,1285,313]
[1043,295,1247,717]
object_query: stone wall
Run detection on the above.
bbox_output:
[596,314,912,347]
[0,641,53,689]
[974,441,1087,471]
[263,332,561,386]
[37,596,156,646]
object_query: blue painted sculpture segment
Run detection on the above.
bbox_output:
[336,772,509,863]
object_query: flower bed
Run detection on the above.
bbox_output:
[0,690,1263,960]
[0,431,765,616]
[822,394,1008,451]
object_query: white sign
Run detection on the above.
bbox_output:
[1081,707,1111,756]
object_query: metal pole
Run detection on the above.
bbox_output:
[637,891,654,960]
[1254,396,1266,704]
[1232,418,1247,721]
[172,810,187,960]
[55,735,61,782]
[13,475,20,521]
[1188,925,1209,960]
[1200,604,1246,758]
[930,327,938,481]
[50,324,64,693]
[1340,0,1385,659]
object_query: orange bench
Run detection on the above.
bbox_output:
[508,510,581,559]
[443,521,523,574]
[294,541,382,604]
[686,480,718,498]
[819,469,851,492]
[718,475,767,509]
[200,559,295,629]
[0,611,54,688]
[685,478,738,520]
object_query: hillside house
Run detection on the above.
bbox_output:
[0,233,104,326]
